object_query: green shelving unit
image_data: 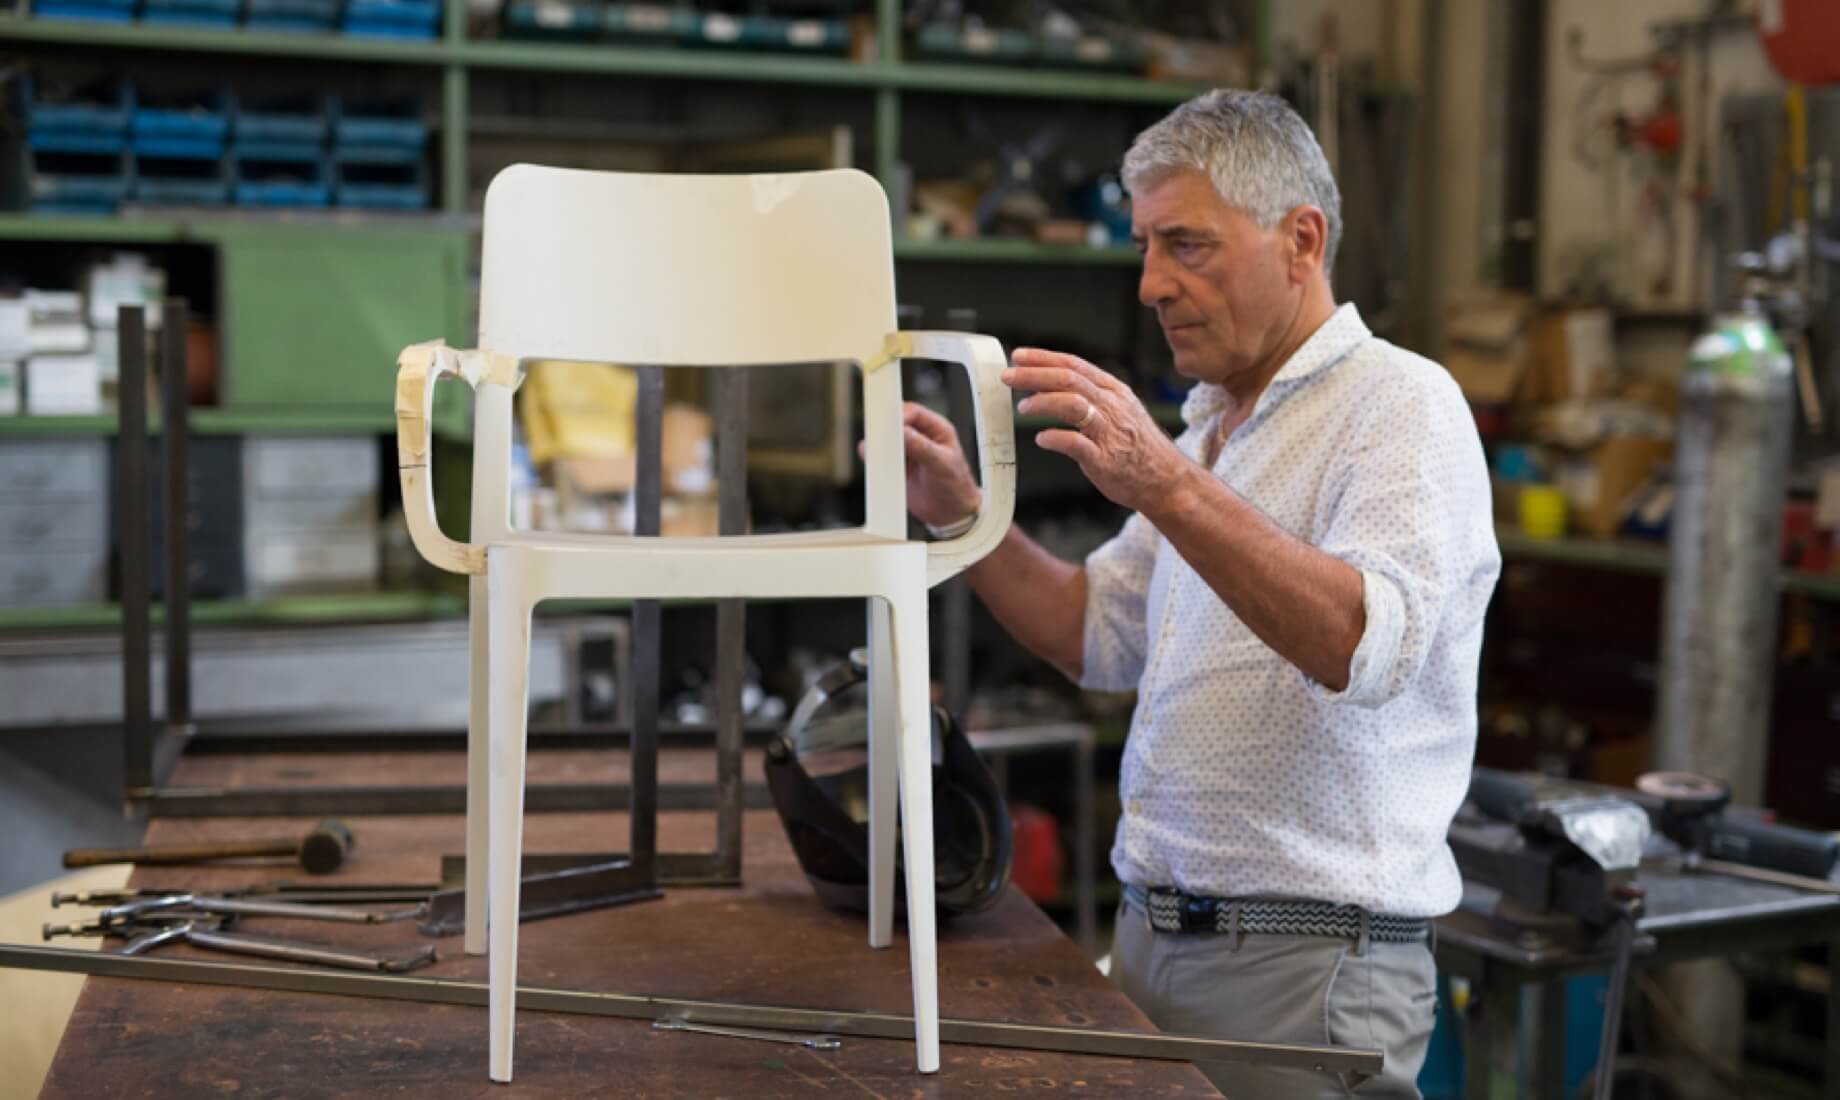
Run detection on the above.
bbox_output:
[0,2,1224,218]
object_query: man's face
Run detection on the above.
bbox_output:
[1130,168,1301,388]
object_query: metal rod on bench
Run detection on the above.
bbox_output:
[161,298,192,734]
[714,367,748,880]
[630,365,664,883]
[118,305,152,797]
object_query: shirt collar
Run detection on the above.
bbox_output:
[1179,303,1372,429]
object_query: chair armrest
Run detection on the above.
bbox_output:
[394,341,485,575]
[902,331,1016,586]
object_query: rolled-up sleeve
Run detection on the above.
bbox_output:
[1309,373,1500,708]
[1078,511,1159,692]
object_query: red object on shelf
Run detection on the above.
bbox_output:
[1757,0,1840,85]
[1009,802,1065,905]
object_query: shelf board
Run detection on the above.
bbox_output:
[885,61,1202,103]
[0,17,1209,102]
[1495,527,1668,576]
[0,15,445,63]
[0,409,398,436]
[0,592,644,631]
[0,592,463,631]
[1495,526,1840,602]
[454,39,879,87]
[894,238,1139,265]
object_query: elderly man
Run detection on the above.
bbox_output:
[899,90,1500,1096]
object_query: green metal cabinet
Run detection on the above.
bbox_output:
[218,225,468,413]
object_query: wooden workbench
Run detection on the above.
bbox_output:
[38,750,1217,1098]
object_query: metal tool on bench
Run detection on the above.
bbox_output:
[62,819,356,875]
[1624,769,1840,889]
[652,1017,842,1052]
[46,914,439,973]
[1453,769,1650,1100]
[418,856,661,937]
[78,891,423,928]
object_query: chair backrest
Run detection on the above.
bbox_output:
[474,164,908,537]
[479,165,898,370]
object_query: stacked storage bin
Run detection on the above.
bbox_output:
[332,99,428,209]
[140,0,240,28]
[11,76,132,214]
[30,0,135,23]
[243,0,341,31]
[234,94,333,207]
[340,0,441,39]
[242,438,379,597]
[130,86,232,206]
[0,440,111,608]
[121,436,246,600]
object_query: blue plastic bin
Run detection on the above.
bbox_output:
[243,0,340,31]
[340,0,439,39]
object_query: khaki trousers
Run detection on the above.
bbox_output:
[1111,897,1438,1098]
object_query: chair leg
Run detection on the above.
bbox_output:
[485,563,532,1083]
[465,571,490,957]
[889,590,941,1074]
[866,598,898,951]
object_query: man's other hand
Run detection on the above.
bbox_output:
[1006,348,1190,515]
[882,402,982,528]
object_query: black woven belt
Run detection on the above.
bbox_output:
[1124,883,1429,942]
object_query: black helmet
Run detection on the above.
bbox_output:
[763,650,1012,918]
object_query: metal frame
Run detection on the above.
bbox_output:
[1436,885,1840,1099]
[0,943,1384,1078]
[113,313,751,892]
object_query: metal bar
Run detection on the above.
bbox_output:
[0,944,1384,1075]
[118,305,152,796]
[439,851,749,888]
[714,366,747,881]
[160,298,192,731]
[630,365,664,884]
[1533,977,1568,1100]
[1828,933,1839,1097]
[1074,730,1096,957]
[140,782,774,818]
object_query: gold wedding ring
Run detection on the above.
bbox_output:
[1075,400,1096,431]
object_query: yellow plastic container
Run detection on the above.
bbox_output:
[1518,484,1568,539]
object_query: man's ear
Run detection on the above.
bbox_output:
[1283,205,1329,283]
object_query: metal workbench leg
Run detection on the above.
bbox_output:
[630,365,663,884]
[118,306,152,799]
[161,298,192,734]
[713,366,748,881]
[1075,728,1096,957]
[1533,976,1569,1100]
[1829,934,1839,1097]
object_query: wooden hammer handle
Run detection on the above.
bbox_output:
[63,839,297,868]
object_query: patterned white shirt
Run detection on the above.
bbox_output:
[1082,303,1500,918]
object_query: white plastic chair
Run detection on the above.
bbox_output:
[393,164,1015,1082]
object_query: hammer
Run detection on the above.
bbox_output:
[63,819,355,875]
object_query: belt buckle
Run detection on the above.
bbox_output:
[1144,887,1184,934]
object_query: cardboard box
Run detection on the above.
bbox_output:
[1529,307,1617,402]
[1443,293,1534,405]
[1554,435,1672,538]
[25,354,103,415]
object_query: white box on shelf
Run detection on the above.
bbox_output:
[0,299,28,361]
[0,360,18,415]
[24,355,102,415]
[86,253,166,331]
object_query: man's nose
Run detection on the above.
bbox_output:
[1138,257,1177,309]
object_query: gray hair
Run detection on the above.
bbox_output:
[1121,89,1343,273]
